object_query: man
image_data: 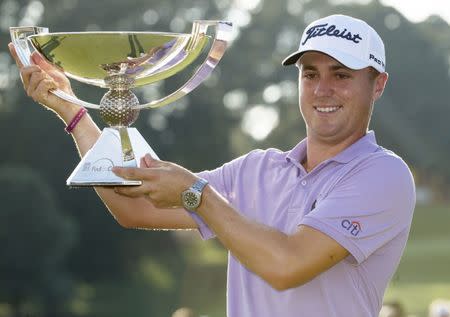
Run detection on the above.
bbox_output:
[10,14,415,317]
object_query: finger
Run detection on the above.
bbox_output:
[112,166,152,180]
[139,156,147,168]
[31,51,58,73]
[144,154,153,167]
[26,70,47,97]
[114,182,155,198]
[31,78,58,102]
[20,65,42,89]
[114,186,142,198]
[8,43,24,69]
[144,153,163,167]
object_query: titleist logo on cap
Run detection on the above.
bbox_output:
[302,23,363,45]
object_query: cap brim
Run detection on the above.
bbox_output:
[282,51,303,66]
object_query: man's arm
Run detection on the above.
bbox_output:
[196,185,349,290]
[8,44,197,231]
[114,158,350,290]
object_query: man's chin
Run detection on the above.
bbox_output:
[310,126,340,137]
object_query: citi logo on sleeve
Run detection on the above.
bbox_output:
[341,219,362,236]
[302,23,363,45]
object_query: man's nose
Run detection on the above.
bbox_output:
[314,77,334,97]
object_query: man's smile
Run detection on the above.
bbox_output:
[314,106,343,113]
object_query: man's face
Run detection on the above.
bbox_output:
[297,52,387,145]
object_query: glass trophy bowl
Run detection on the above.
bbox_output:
[10,21,232,186]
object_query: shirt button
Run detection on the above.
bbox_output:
[301,180,307,186]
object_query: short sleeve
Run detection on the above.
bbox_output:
[189,153,248,240]
[300,154,416,264]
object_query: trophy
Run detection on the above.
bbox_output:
[10,21,232,186]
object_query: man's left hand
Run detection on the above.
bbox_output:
[112,154,198,209]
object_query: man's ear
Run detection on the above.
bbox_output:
[373,72,389,101]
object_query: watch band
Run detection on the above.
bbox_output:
[192,178,209,193]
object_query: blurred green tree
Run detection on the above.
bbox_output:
[0,166,77,317]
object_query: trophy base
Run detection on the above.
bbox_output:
[66,127,159,187]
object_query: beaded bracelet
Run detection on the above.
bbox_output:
[65,107,87,134]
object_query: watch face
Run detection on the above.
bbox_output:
[183,191,200,209]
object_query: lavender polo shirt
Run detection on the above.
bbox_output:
[192,131,416,317]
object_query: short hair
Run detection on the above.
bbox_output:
[368,67,381,81]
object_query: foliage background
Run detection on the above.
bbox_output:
[0,0,449,316]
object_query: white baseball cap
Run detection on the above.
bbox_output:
[282,14,386,73]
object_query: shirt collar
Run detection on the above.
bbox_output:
[286,138,307,165]
[285,131,379,165]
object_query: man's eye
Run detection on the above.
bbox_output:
[336,73,350,79]
[303,73,316,79]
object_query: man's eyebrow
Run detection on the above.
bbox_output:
[329,64,352,71]
[301,65,317,71]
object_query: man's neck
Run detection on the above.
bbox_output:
[301,132,366,172]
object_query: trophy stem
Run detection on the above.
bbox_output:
[118,127,137,167]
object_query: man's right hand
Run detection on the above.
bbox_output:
[8,42,79,117]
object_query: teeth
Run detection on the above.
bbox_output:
[316,106,341,113]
